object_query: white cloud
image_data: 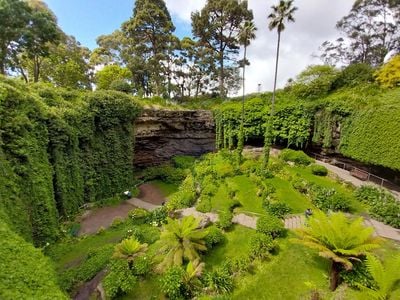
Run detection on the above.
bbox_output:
[165,0,353,94]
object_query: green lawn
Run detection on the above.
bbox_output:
[204,224,256,269]
[229,175,265,215]
[46,224,131,271]
[286,165,367,214]
[150,180,179,197]
[232,234,331,300]
[119,275,164,300]
[266,177,312,213]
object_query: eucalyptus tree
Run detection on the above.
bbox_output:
[122,0,176,97]
[191,0,253,98]
[238,20,257,159]
[264,0,297,166]
[320,0,400,66]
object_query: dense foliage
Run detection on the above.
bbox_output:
[0,78,140,244]
[0,220,67,299]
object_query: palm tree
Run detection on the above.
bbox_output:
[183,259,205,293]
[157,216,208,271]
[264,0,297,166]
[357,254,400,299]
[113,237,148,269]
[238,20,257,160]
[291,212,382,291]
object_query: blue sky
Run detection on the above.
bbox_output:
[44,0,192,49]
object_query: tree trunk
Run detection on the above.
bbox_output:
[33,56,40,83]
[219,50,225,98]
[0,45,7,75]
[271,31,281,117]
[329,261,341,291]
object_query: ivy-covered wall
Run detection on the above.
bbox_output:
[213,87,400,172]
[0,78,140,245]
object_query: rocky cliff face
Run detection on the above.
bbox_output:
[134,109,215,166]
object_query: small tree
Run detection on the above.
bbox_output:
[375,55,400,88]
[113,237,148,270]
[291,211,381,291]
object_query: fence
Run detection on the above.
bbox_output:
[310,152,400,193]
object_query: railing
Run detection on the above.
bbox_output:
[310,152,400,193]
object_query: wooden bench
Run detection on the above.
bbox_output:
[350,168,369,181]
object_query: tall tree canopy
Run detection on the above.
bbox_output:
[320,0,400,66]
[191,0,254,98]
[122,0,176,96]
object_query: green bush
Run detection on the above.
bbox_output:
[224,255,252,275]
[279,149,314,166]
[264,202,292,219]
[172,155,196,169]
[310,164,328,176]
[340,260,374,289]
[145,207,168,227]
[355,186,400,228]
[310,185,351,212]
[132,255,151,276]
[291,177,312,194]
[256,215,286,238]
[216,211,233,230]
[129,225,160,244]
[160,266,186,300]
[249,233,277,260]
[129,208,149,224]
[103,259,137,299]
[166,174,196,210]
[205,225,225,249]
[196,195,212,213]
[141,164,186,184]
[0,221,67,299]
[109,79,133,93]
[205,266,234,294]
[60,244,114,291]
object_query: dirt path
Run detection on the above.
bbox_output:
[78,183,167,236]
[138,183,167,205]
[78,202,136,236]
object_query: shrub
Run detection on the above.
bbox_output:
[264,202,292,219]
[196,195,212,213]
[172,155,196,169]
[141,164,186,184]
[61,245,114,291]
[279,149,314,166]
[249,233,277,260]
[205,266,234,294]
[145,207,168,227]
[239,159,259,174]
[103,259,137,299]
[214,163,235,178]
[256,215,286,238]
[216,211,233,230]
[310,164,328,176]
[224,255,252,274]
[109,79,133,93]
[201,175,219,196]
[110,217,124,228]
[357,186,400,228]
[166,174,196,210]
[310,185,351,212]
[340,260,374,289]
[130,225,160,244]
[291,177,312,194]
[160,266,186,300]
[132,255,151,276]
[205,226,225,249]
[129,208,149,224]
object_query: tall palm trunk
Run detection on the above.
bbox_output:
[330,261,341,291]
[238,44,247,159]
[271,31,281,117]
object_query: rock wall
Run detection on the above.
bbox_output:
[134,109,215,166]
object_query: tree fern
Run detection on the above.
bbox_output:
[357,254,400,300]
[291,211,381,291]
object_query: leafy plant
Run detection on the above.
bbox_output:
[356,254,400,300]
[249,233,277,260]
[157,216,208,271]
[279,149,314,166]
[103,259,137,299]
[291,212,381,291]
[204,225,225,249]
[205,266,234,295]
[256,215,286,238]
[310,164,328,176]
[216,210,233,230]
